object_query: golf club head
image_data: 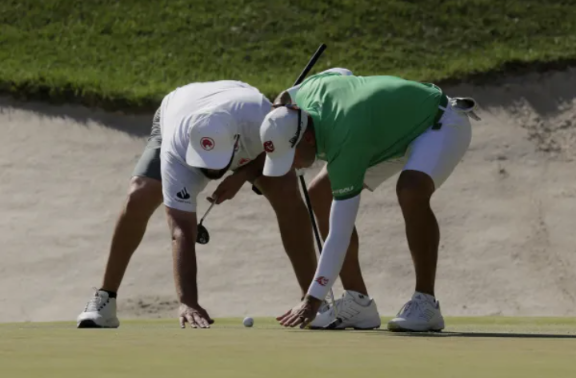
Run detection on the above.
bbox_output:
[196,223,210,244]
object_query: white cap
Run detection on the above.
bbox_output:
[185,110,239,170]
[260,106,308,177]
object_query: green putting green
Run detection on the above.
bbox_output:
[1,317,575,378]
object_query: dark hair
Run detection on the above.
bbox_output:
[273,91,292,106]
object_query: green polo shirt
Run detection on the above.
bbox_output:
[294,72,443,199]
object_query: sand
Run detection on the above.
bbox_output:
[1,68,576,323]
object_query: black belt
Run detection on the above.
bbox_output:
[432,93,448,130]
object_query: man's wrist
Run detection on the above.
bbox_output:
[232,165,255,182]
[238,153,265,183]
[307,280,330,302]
[304,294,323,304]
[243,168,262,183]
[178,296,199,307]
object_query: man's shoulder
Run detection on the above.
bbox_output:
[303,68,354,86]
[168,80,266,102]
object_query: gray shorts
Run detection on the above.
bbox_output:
[132,107,162,181]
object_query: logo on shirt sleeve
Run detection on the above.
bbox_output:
[332,186,354,196]
[315,276,329,286]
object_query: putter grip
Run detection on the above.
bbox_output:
[293,43,327,86]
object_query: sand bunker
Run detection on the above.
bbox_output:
[1,68,576,323]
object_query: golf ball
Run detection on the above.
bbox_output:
[243,317,254,327]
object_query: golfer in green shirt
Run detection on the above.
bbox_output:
[260,67,479,331]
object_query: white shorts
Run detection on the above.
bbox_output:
[363,97,473,191]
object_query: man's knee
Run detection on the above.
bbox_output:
[396,170,435,211]
[125,176,162,215]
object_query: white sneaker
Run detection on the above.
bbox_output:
[309,291,381,330]
[77,290,120,328]
[387,292,445,332]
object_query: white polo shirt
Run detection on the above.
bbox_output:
[159,80,271,212]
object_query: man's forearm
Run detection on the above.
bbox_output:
[235,153,266,183]
[307,195,361,300]
[172,233,199,305]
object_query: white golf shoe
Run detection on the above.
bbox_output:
[77,290,120,328]
[309,291,381,330]
[387,292,445,332]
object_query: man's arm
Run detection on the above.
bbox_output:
[165,206,200,305]
[234,152,266,183]
[165,205,213,328]
[209,153,266,204]
[306,194,362,301]
[160,148,213,328]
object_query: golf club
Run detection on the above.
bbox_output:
[196,43,327,246]
[196,200,216,245]
[277,43,341,320]
[285,44,341,317]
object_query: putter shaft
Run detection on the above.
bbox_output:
[200,200,216,223]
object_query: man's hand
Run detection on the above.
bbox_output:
[179,303,214,329]
[276,295,323,329]
[208,171,247,204]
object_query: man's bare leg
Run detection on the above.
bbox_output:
[77,176,163,328]
[253,170,318,298]
[100,176,163,292]
[307,166,368,296]
[386,169,444,332]
[396,170,438,297]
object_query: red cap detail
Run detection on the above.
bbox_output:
[263,141,275,153]
[201,137,215,151]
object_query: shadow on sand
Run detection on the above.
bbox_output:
[0,96,154,139]
[3,65,576,138]
[443,66,576,117]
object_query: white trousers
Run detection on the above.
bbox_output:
[363,97,473,191]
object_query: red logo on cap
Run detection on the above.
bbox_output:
[200,137,215,151]
[239,158,251,166]
[263,141,275,153]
